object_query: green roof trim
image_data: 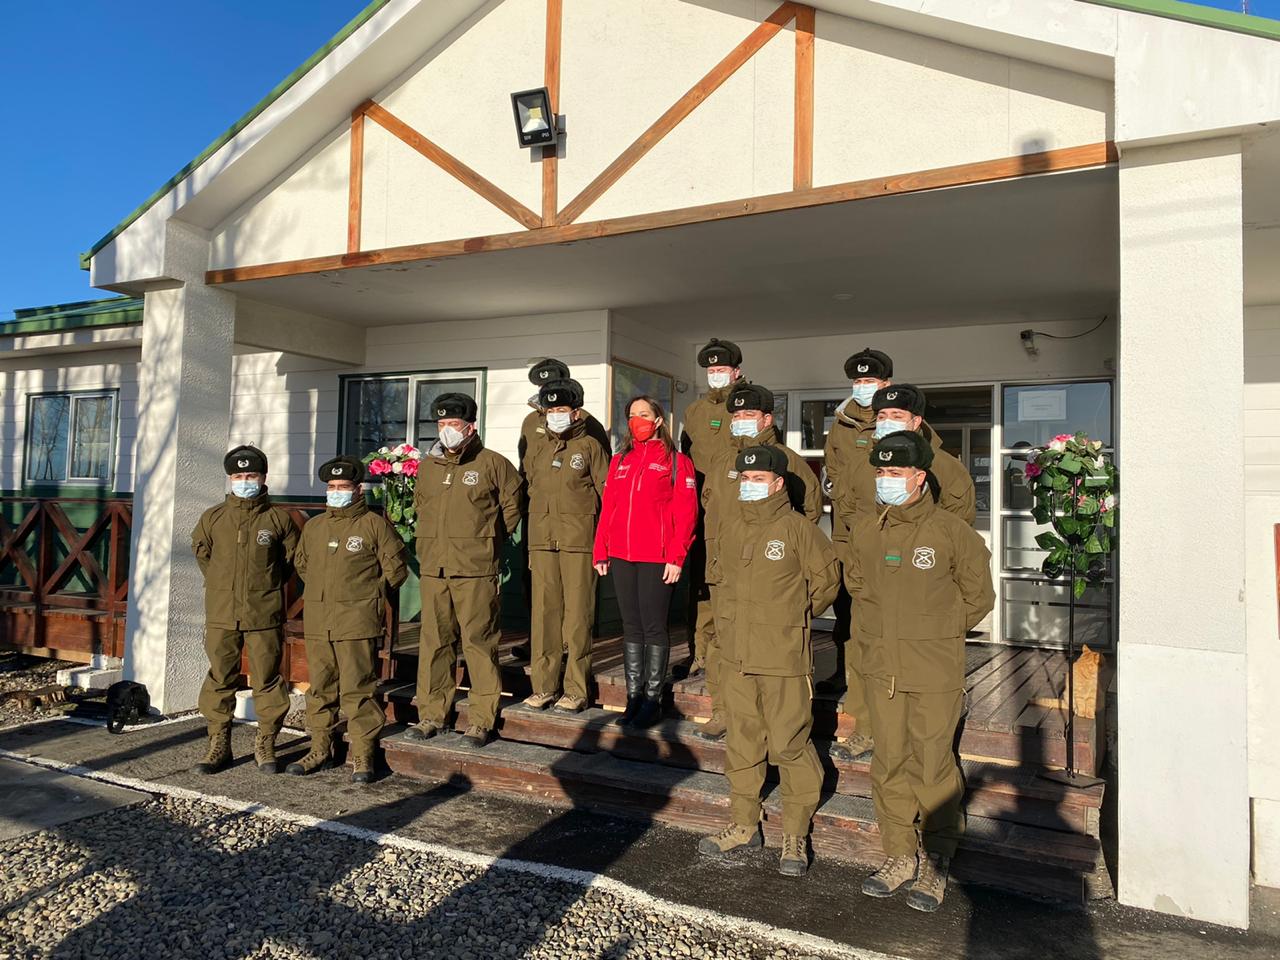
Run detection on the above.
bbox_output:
[3,297,143,336]
[1079,0,1280,42]
[79,0,393,271]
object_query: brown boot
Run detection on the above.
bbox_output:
[254,732,278,774]
[829,732,874,763]
[285,735,332,775]
[779,834,809,877]
[697,822,762,856]
[190,727,231,775]
[351,753,375,784]
[905,853,950,913]
[697,712,727,740]
[861,852,918,897]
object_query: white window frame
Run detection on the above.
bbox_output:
[337,369,486,456]
[23,390,118,487]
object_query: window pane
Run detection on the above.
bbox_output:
[970,429,991,514]
[70,396,113,480]
[1001,579,1112,648]
[800,398,841,450]
[26,396,70,482]
[342,379,408,458]
[612,361,673,454]
[1002,381,1112,449]
[416,378,480,447]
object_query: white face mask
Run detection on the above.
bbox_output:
[875,476,913,506]
[440,425,469,450]
[546,411,574,434]
[875,418,909,440]
[738,480,771,502]
[707,371,732,390]
[850,383,878,407]
[327,489,355,509]
[730,418,760,438]
[231,480,261,499]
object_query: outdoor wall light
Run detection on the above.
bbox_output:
[511,88,562,148]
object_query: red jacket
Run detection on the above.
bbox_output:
[593,440,698,567]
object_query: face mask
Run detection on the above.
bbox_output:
[546,411,574,434]
[231,480,260,499]
[327,490,355,509]
[629,416,658,442]
[730,418,760,438]
[850,383,878,407]
[874,418,909,440]
[739,480,771,502]
[875,475,918,506]
[439,425,469,450]
[707,371,732,390]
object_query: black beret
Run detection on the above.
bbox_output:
[872,383,926,417]
[538,378,584,410]
[319,455,365,484]
[735,445,788,475]
[844,348,893,380]
[529,358,570,386]
[697,338,743,369]
[870,432,934,470]
[432,392,479,422]
[727,383,774,414]
[224,445,267,476]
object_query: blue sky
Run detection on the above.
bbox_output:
[1,0,1277,314]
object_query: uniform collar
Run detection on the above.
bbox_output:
[430,431,482,464]
[732,427,778,451]
[548,416,586,442]
[706,376,746,405]
[881,489,936,528]
[741,489,791,523]
[225,490,269,511]
[325,496,369,519]
[835,396,875,429]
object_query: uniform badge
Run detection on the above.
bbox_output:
[255,529,273,546]
[885,390,899,401]
[765,540,786,561]
[733,397,746,407]
[570,453,585,470]
[912,547,936,569]
[538,369,551,380]
[743,454,756,465]
[727,470,739,480]
[707,354,719,364]
[462,470,480,486]
[877,450,893,462]
[237,458,250,469]
[346,536,364,552]
[856,363,870,373]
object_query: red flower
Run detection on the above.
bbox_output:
[401,459,419,477]
[368,459,391,476]
[1024,462,1042,478]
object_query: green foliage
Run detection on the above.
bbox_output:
[1023,432,1117,590]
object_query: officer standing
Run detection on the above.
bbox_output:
[680,338,747,679]
[697,445,840,876]
[288,456,408,783]
[408,393,524,747]
[522,379,608,712]
[191,445,298,775]
[700,383,822,739]
[823,348,893,763]
[519,358,611,466]
[846,431,994,912]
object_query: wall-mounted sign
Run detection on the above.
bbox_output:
[1018,389,1067,422]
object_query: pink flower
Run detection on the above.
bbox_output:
[401,459,419,477]
[367,459,391,476]
[1024,462,1042,478]
[1052,434,1074,443]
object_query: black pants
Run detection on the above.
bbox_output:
[611,559,674,648]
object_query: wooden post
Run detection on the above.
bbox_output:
[794,5,815,190]
[543,0,563,226]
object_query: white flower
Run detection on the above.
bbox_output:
[1094,457,1105,469]
[391,461,404,474]
[1103,494,1116,510]
[378,446,390,455]
[393,444,407,456]
[1049,439,1067,453]
[408,449,422,461]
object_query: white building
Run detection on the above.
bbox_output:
[2,0,1279,930]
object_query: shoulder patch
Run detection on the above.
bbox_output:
[765,540,786,561]
[255,529,273,546]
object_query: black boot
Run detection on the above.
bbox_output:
[633,644,670,730]
[616,642,645,726]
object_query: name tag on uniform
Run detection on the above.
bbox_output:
[552,459,563,470]
[710,419,722,430]
[856,439,869,446]
[443,472,453,485]
[328,540,339,554]
[884,551,902,567]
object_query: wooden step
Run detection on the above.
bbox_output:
[382,730,1101,903]
[455,701,1102,836]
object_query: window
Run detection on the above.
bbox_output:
[339,372,484,459]
[611,359,673,453]
[25,392,117,485]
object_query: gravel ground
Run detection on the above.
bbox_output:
[0,655,78,726]
[0,796,846,960]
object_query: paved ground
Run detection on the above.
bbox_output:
[1,717,1277,960]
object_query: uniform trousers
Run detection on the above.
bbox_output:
[303,635,384,757]
[198,627,289,735]
[835,543,873,737]
[529,549,597,699]
[701,539,721,715]
[417,574,503,730]
[723,666,824,836]
[865,676,966,857]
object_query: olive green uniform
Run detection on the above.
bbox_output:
[192,493,299,736]
[414,434,524,731]
[295,497,408,758]
[703,432,822,718]
[680,381,744,666]
[519,407,611,467]
[830,418,974,735]
[715,489,840,834]
[524,417,608,699]
[845,493,994,857]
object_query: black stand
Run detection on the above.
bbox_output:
[1041,548,1105,789]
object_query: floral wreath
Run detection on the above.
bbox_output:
[362,444,421,542]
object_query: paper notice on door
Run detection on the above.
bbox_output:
[1018,389,1067,422]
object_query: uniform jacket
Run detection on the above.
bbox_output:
[835,423,976,528]
[413,434,524,577]
[703,431,823,547]
[519,407,611,472]
[593,440,698,567]
[524,417,609,553]
[679,379,745,478]
[713,490,840,677]
[191,492,298,631]
[845,493,995,693]
[822,396,876,543]
[295,497,409,641]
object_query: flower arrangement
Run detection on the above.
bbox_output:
[1024,432,1117,599]
[362,443,421,542]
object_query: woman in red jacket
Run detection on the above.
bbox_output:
[594,395,698,728]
